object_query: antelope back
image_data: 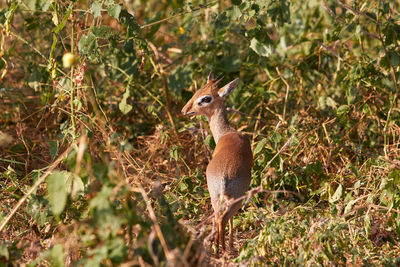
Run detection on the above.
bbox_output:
[206,132,253,198]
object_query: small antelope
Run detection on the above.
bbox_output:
[181,73,253,255]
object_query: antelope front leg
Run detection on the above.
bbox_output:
[214,214,220,254]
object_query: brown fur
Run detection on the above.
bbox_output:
[182,75,253,256]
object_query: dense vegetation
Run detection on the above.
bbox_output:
[1,0,400,265]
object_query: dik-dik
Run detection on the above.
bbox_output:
[181,73,253,255]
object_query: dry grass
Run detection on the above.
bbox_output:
[1,1,400,266]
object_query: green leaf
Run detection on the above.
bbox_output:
[168,64,194,98]
[170,145,180,161]
[53,4,73,34]
[214,12,230,31]
[107,4,121,19]
[36,0,51,11]
[92,25,114,38]
[267,0,291,26]
[118,98,132,114]
[180,181,188,191]
[389,169,399,184]
[248,9,256,19]
[380,189,394,206]
[119,89,132,114]
[329,184,343,203]
[336,105,349,116]
[254,138,267,154]
[24,0,36,10]
[107,237,127,262]
[144,12,162,39]
[24,0,51,11]
[228,5,241,21]
[270,131,281,144]
[318,96,327,110]
[27,195,52,227]
[379,177,388,190]
[91,1,102,18]
[239,1,251,11]
[50,244,64,267]
[325,97,337,108]
[4,2,19,35]
[0,243,9,261]
[250,38,273,57]
[217,56,241,73]
[364,211,371,236]
[78,33,97,55]
[305,161,324,177]
[46,171,72,216]
[58,77,72,92]
[119,9,141,36]
[391,51,400,66]
[89,185,113,210]
[344,199,357,214]
[205,135,215,150]
[71,174,84,199]
[354,180,361,190]
[49,140,58,161]
[28,70,42,91]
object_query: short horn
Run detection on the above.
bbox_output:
[207,72,214,83]
[215,75,224,86]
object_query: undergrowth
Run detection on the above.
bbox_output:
[0,0,400,266]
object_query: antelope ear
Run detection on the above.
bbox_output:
[218,78,239,97]
[207,72,214,83]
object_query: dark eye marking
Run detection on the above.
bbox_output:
[197,95,213,106]
[202,96,212,103]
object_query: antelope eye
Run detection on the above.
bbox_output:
[197,95,213,106]
[201,96,212,103]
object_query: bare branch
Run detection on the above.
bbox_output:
[0,143,75,232]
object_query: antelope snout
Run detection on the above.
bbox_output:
[181,104,194,116]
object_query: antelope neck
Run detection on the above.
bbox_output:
[208,107,235,144]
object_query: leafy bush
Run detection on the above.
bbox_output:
[0,0,399,265]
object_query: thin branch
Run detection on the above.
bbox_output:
[140,1,218,29]
[148,42,178,136]
[336,0,379,25]
[226,107,270,125]
[0,143,75,232]
[318,42,343,61]
[262,135,295,173]
[383,158,400,169]
[375,1,399,157]
[276,67,290,123]
[136,186,174,263]
[200,186,300,245]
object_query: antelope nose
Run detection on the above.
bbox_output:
[181,106,188,115]
[181,109,194,116]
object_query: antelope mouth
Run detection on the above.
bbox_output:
[182,111,195,116]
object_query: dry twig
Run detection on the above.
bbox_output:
[0,143,75,232]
